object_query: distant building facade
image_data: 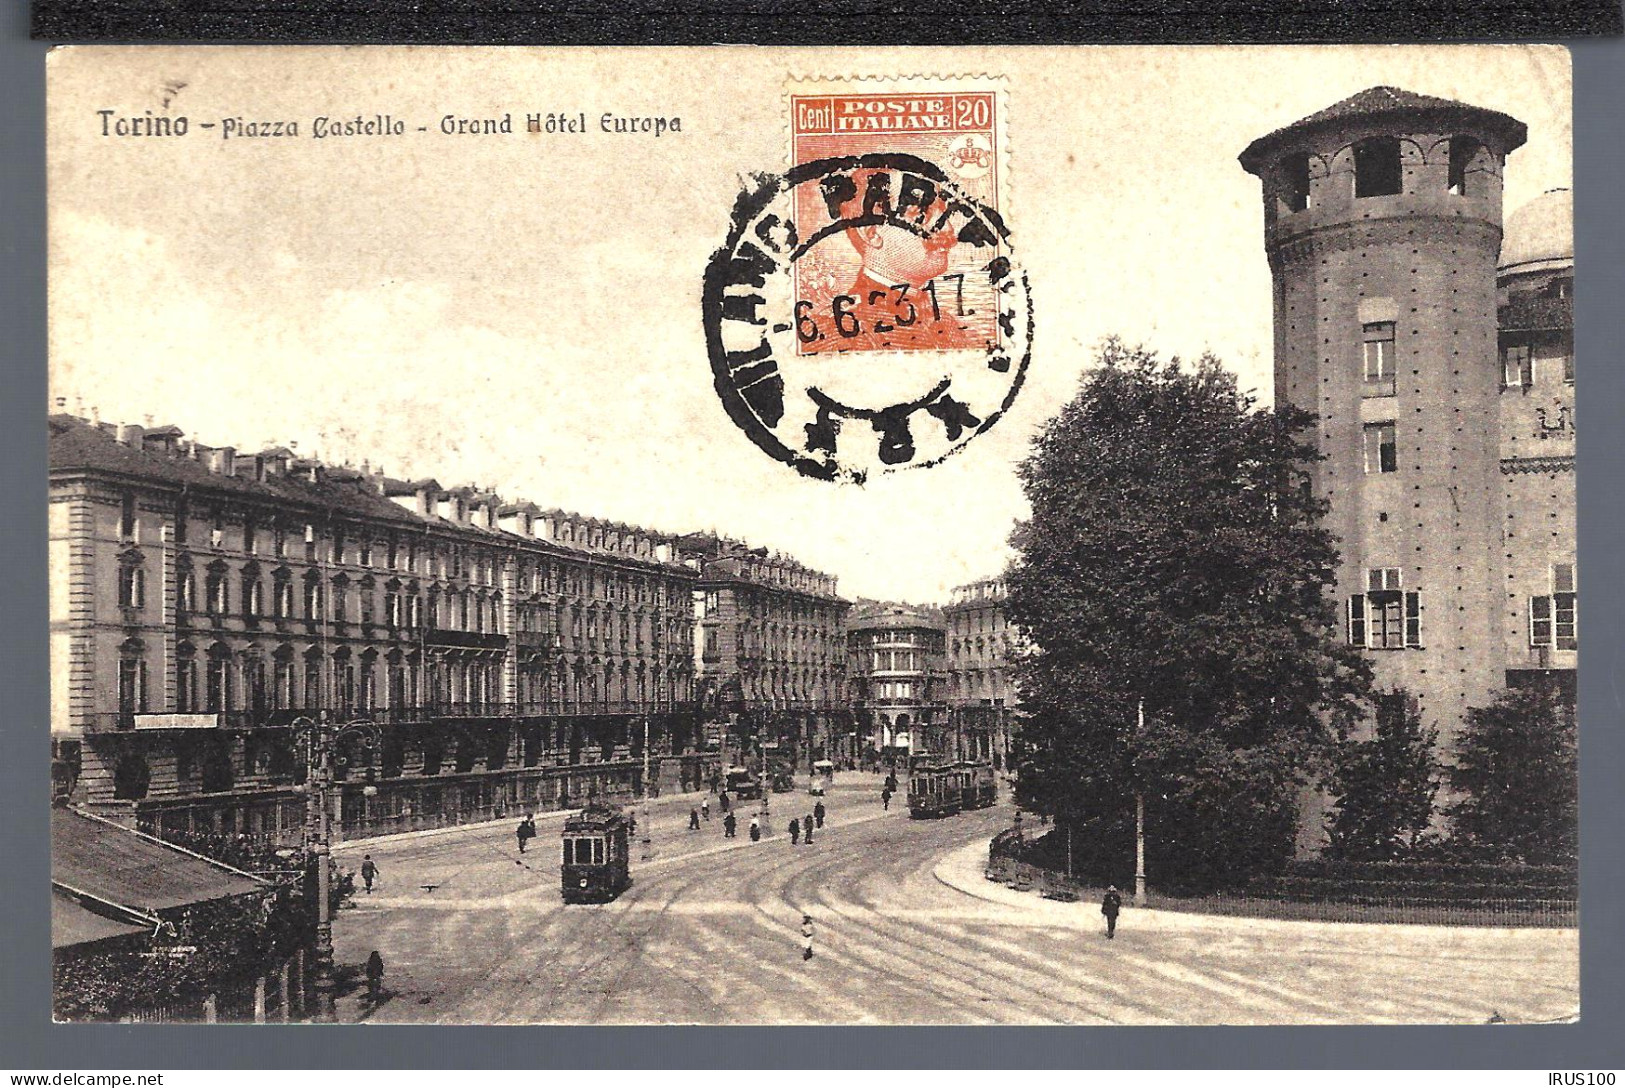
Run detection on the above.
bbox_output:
[942,578,1018,767]
[49,413,702,842]
[1239,87,1574,843]
[683,534,851,768]
[846,602,948,763]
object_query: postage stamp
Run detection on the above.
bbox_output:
[703,76,1031,484]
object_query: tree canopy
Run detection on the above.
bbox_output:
[1006,340,1370,892]
[1450,683,1577,866]
[1325,691,1441,862]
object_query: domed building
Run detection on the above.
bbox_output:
[1497,187,1575,687]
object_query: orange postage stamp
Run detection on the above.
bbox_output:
[789,79,1007,357]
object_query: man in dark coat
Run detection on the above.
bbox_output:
[516,816,534,854]
[1101,885,1123,939]
[789,818,801,845]
[881,788,891,811]
[802,815,814,844]
[689,808,701,831]
[359,855,378,894]
[365,950,385,1005]
[814,800,826,828]
[723,811,737,838]
[719,791,730,814]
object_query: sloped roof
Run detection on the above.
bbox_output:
[52,891,150,950]
[1240,85,1527,173]
[48,414,421,525]
[52,808,267,915]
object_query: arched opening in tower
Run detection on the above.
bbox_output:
[1353,136,1403,198]
[1448,135,1482,196]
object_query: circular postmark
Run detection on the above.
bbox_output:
[702,152,1033,484]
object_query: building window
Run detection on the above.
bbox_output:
[1362,422,1397,474]
[1362,322,1396,395]
[244,576,264,618]
[1348,569,1420,650]
[118,563,147,610]
[244,519,257,555]
[360,539,373,567]
[205,651,231,712]
[274,575,293,619]
[1530,564,1578,651]
[120,491,138,541]
[118,655,148,714]
[176,650,198,713]
[1447,135,1480,196]
[1502,344,1532,389]
[304,575,323,621]
[1353,136,1402,198]
[205,567,229,615]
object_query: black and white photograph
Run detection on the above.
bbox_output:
[44,44,1578,1027]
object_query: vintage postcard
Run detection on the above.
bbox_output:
[46,45,1577,1026]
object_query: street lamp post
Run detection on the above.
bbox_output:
[294,713,380,1023]
[1134,698,1147,907]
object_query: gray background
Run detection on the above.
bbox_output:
[4,13,1621,1067]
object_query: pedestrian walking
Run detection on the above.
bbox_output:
[749,815,761,842]
[724,811,737,838]
[359,855,378,894]
[881,789,891,811]
[701,798,710,821]
[365,950,385,1005]
[719,791,730,814]
[1101,885,1123,939]
[801,914,815,961]
[516,814,535,854]
[802,815,814,844]
[814,800,825,829]
[789,818,801,845]
[689,808,701,831]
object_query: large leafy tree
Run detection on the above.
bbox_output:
[1325,691,1441,861]
[1006,340,1370,892]
[1450,683,1577,866]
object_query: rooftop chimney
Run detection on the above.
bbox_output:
[116,422,146,448]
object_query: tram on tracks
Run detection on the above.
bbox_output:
[724,765,762,801]
[907,759,997,819]
[560,800,632,903]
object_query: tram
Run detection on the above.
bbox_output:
[907,764,963,819]
[908,759,996,818]
[560,800,632,903]
[724,765,762,801]
[957,760,997,810]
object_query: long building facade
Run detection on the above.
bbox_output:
[1239,87,1575,843]
[49,414,703,843]
[685,534,852,770]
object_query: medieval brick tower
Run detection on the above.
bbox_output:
[1239,88,1528,768]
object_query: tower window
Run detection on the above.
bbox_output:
[1531,563,1578,651]
[1502,344,1532,389]
[1353,137,1403,198]
[1447,135,1481,196]
[1280,151,1311,213]
[1362,422,1397,474]
[1349,571,1419,650]
[1362,322,1396,394]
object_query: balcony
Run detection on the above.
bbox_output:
[423,629,509,651]
[514,630,562,654]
